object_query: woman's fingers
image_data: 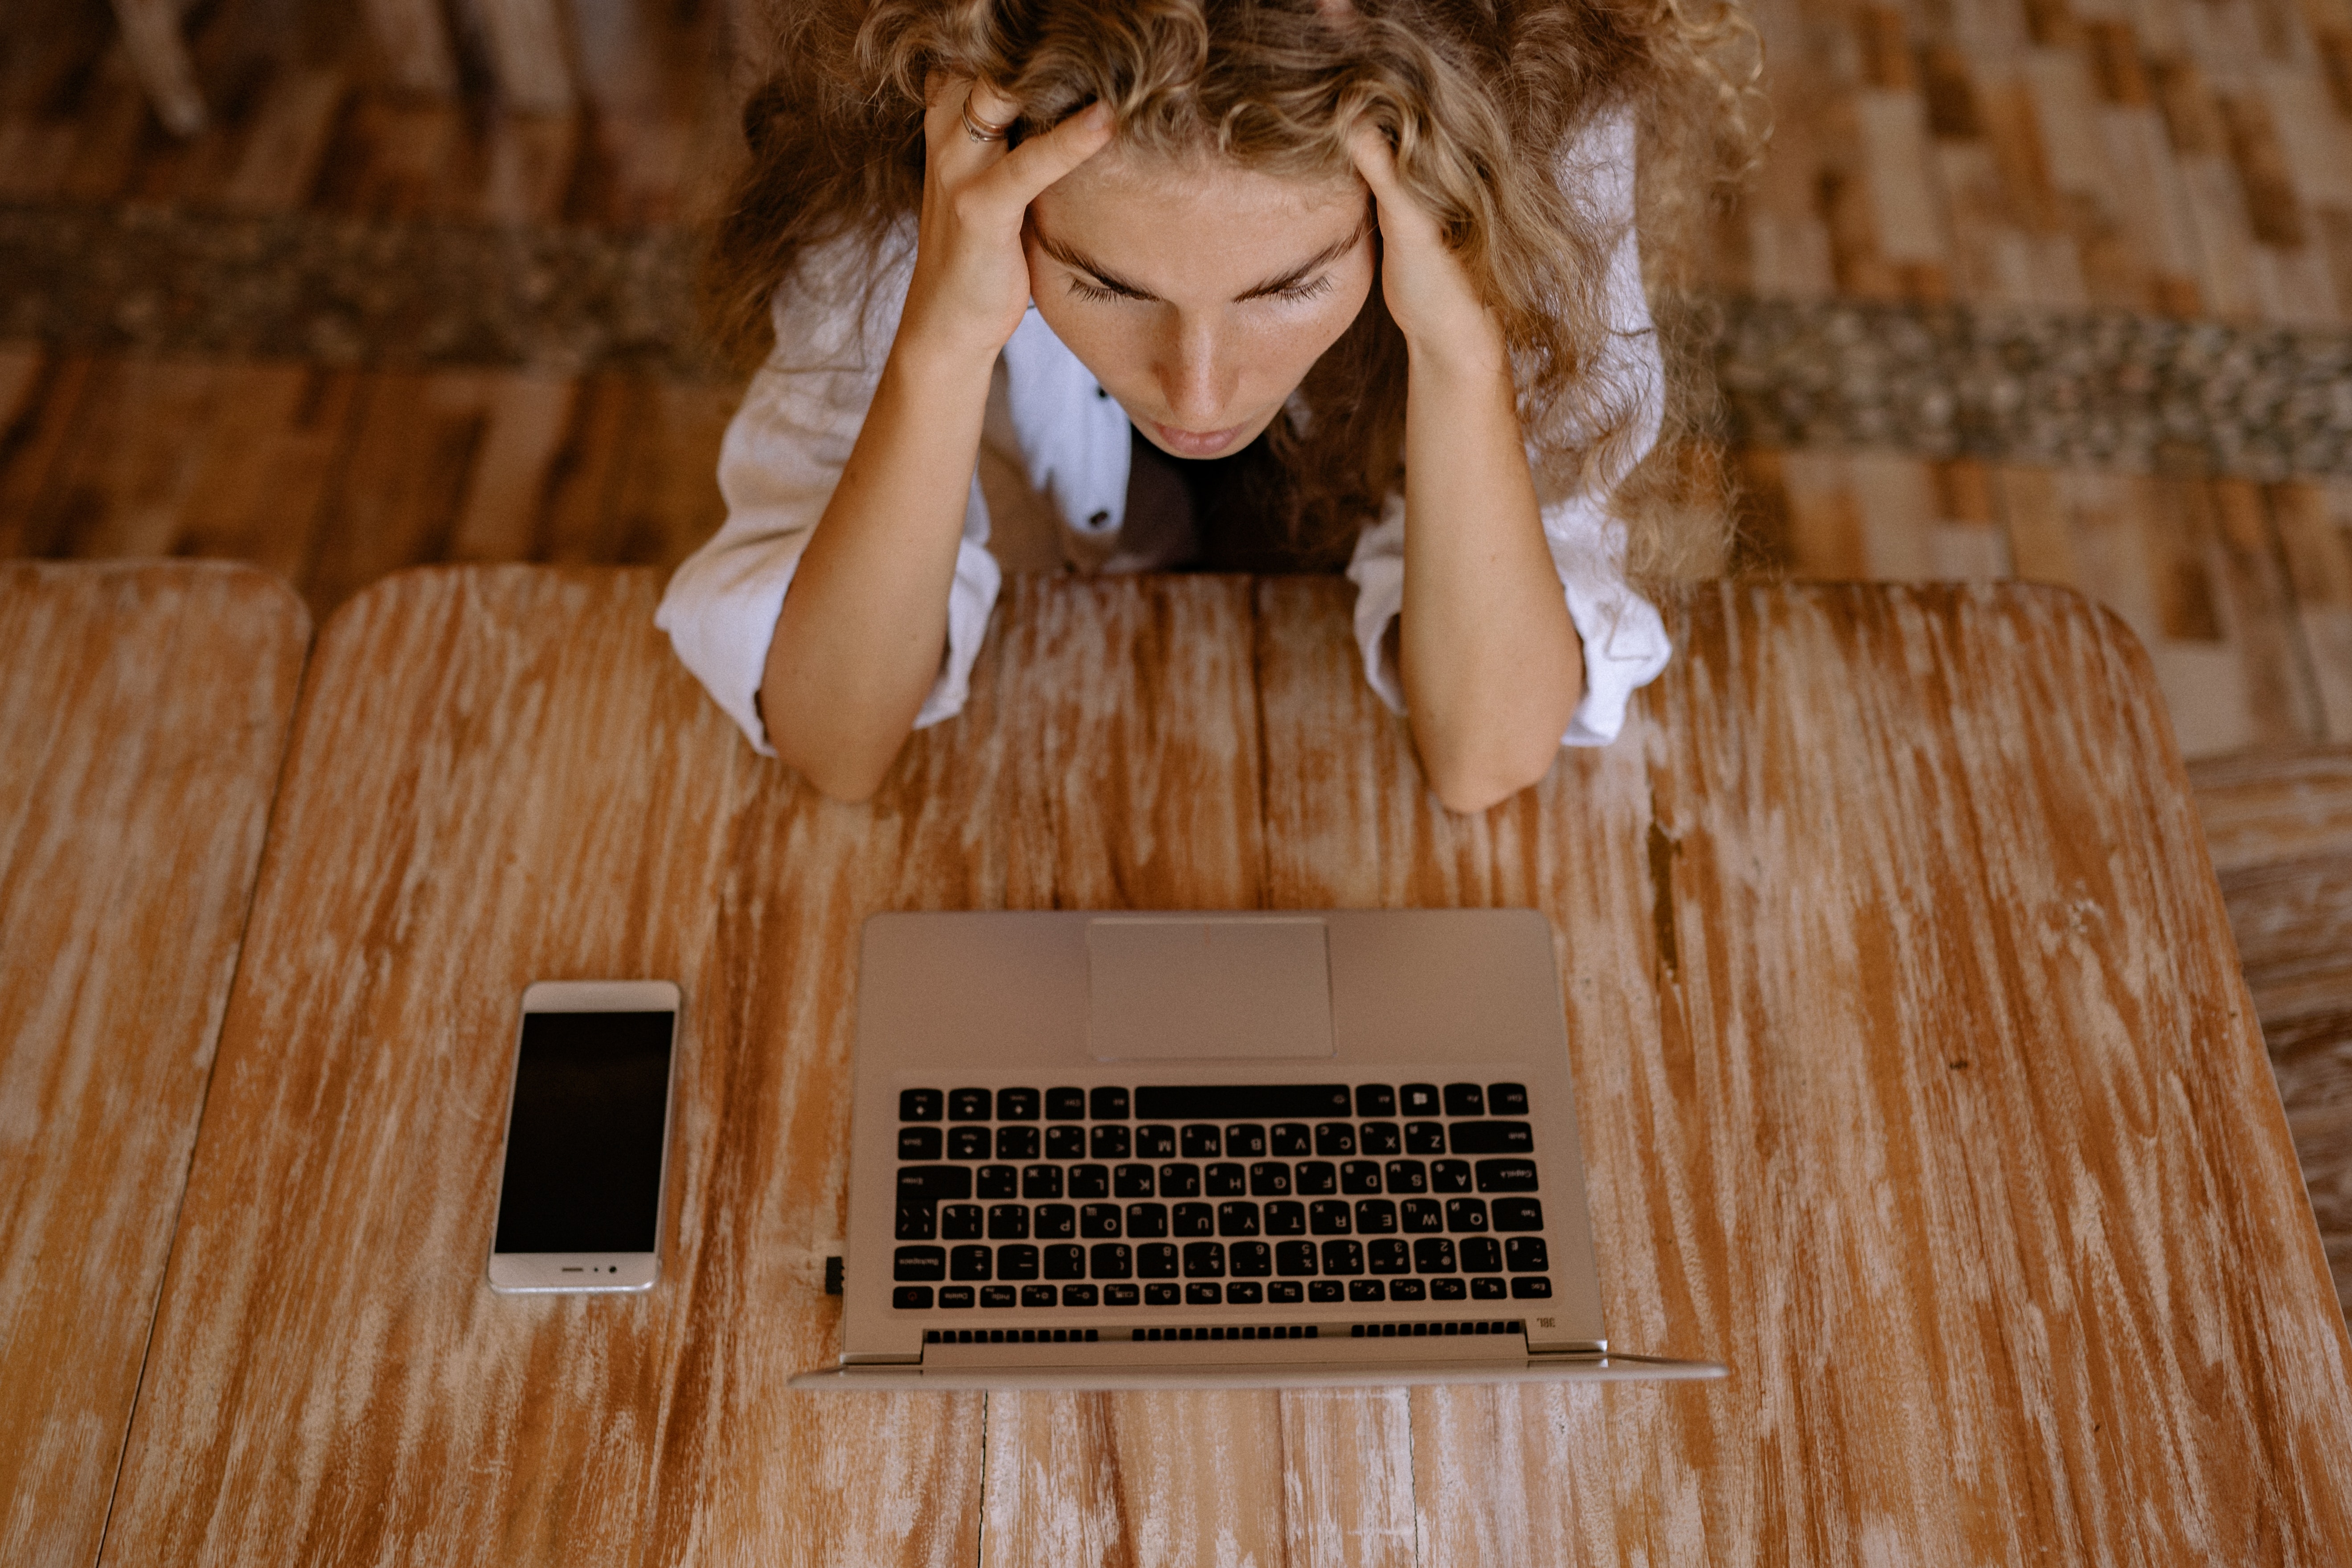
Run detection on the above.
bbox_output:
[964,78,1021,138]
[992,101,1115,201]
[1347,122,1439,246]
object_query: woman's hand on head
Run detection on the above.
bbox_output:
[902,78,1115,363]
[1348,124,1508,377]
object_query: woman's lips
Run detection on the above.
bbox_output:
[1150,419,1249,458]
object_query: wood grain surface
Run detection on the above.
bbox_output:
[0,562,309,1568]
[96,568,2352,1565]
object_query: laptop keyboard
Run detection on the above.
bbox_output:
[887,1081,1555,1312]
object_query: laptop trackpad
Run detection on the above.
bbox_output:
[1086,917,1335,1060]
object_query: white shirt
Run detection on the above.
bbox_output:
[657,111,1672,757]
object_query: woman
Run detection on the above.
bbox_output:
[663,0,1751,807]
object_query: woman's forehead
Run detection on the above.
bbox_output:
[1032,143,1367,284]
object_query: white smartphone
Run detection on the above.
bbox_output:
[487,979,681,1294]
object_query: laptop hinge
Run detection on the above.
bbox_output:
[841,1351,924,1367]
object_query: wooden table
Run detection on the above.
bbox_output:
[96,567,2352,1564]
[0,563,310,1568]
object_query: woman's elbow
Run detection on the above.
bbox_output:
[771,720,904,804]
[1423,732,1562,815]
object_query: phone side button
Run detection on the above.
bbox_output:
[893,1246,946,1281]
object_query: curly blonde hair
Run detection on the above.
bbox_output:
[708,0,1760,583]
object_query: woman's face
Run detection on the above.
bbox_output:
[1026,144,1375,460]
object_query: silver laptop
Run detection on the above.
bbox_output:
[791,910,1724,1388]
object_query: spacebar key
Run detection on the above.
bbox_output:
[896,1165,974,1202]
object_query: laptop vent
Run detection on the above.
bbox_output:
[1129,1324,1316,1343]
[1350,1319,1523,1339]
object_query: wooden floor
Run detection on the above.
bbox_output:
[1,0,2349,1315]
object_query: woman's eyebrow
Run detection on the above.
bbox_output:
[1038,215,1373,303]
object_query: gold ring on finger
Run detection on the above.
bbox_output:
[961,101,1014,143]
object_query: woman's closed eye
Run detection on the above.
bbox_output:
[1064,272,1336,306]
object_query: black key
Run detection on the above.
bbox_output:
[1172,1202,1213,1236]
[981,1285,1016,1306]
[1249,1162,1291,1197]
[940,1286,975,1308]
[1355,1084,1397,1118]
[942,1204,983,1239]
[1090,1125,1131,1160]
[1445,1198,1489,1232]
[1308,1200,1352,1235]
[1432,1160,1474,1193]
[897,1126,943,1160]
[1045,1127,1087,1161]
[1414,1237,1458,1274]
[901,1089,943,1122]
[947,1128,991,1161]
[997,1088,1040,1121]
[1430,1278,1467,1301]
[1022,1165,1063,1200]
[1160,1163,1201,1198]
[1309,1281,1345,1303]
[1145,1283,1182,1305]
[1090,1086,1131,1120]
[987,1205,1028,1240]
[1460,1236,1502,1273]
[1405,1122,1447,1155]
[950,1245,992,1281]
[1113,1163,1156,1198]
[1321,1239,1365,1276]
[1069,1164,1110,1198]
[1182,1241,1226,1277]
[1487,1082,1529,1115]
[1471,1277,1508,1300]
[1225,1123,1267,1158]
[1186,1282,1224,1305]
[1389,1279,1426,1302]
[976,1165,1020,1199]
[996,1126,1041,1161]
[1091,1243,1133,1279]
[1042,1245,1085,1280]
[1400,1083,1439,1115]
[1475,1159,1539,1192]
[1217,1201,1261,1237]
[1062,1284,1098,1306]
[1295,1161,1337,1195]
[1035,1204,1076,1239]
[1354,1200,1398,1234]
[1276,1240,1319,1276]
[1227,1281,1264,1304]
[1137,1243,1179,1278]
[1022,1283,1058,1306]
[894,1246,946,1281]
[1270,1122,1313,1156]
[897,1165,973,1203]
[1401,1199,1445,1233]
[1451,1122,1534,1155]
[1080,1203,1123,1237]
[1229,1240,1272,1277]
[1349,1279,1386,1302]
[1492,1197,1544,1232]
[1443,1083,1485,1118]
[1136,1125,1177,1158]
[996,1245,1039,1280]
[1205,1163,1246,1196]
[1270,1281,1304,1303]
[1360,1122,1401,1156]
[1136,1084,1352,1119]
[1264,1200,1306,1235]
[1126,1203,1168,1238]
[1104,1283,1140,1305]
[1511,1276,1553,1299]
[1384,1159,1429,1194]
[1180,1124,1221,1158]
[1505,1236,1550,1272]
[894,1286,934,1309]
[1046,1087,1087,1121]
[896,1204,937,1241]
[1340,1161,1383,1195]
[1313,1123,1356,1157]
[948,1088,992,1122]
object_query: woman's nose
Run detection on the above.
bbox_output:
[1157,317,1237,427]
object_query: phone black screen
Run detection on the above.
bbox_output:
[493,1009,673,1254]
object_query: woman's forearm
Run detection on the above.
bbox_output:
[1397,340,1583,814]
[760,332,997,801]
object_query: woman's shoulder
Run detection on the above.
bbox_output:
[764,218,920,362]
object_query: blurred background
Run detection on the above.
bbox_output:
[0,0,2345,1316]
